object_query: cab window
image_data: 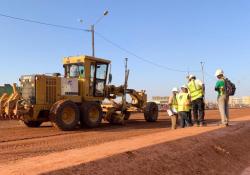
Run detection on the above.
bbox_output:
[65,64,85,78]
[70,65,79,77]
[94,63,108,96]
[78,65,85,78]
[96,64,107,79]
[89,63,96,96]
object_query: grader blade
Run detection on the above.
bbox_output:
[0,83,21,120]
[0,93,9,119]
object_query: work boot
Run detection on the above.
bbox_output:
[195,123,200,127]
[199,122,206,127]
[218,123,228,127]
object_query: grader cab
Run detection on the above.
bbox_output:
[0,55,158,130]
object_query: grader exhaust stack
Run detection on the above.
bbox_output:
[122,58,129,112]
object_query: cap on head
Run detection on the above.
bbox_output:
[172,87,179,92]
[188,74,196,80]
[215,69,224,77]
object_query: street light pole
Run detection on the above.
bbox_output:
[200,61,206,100]
[91,25,95,57]
[200,61,205,84]
[90,10,109,57]
[79,10,108,57]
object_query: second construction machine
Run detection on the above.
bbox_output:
[0,55,158,130]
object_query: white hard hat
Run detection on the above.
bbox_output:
[188,74,195,80]
[172,87,178,92]
[215,69,224,77]
[181,84,188,89]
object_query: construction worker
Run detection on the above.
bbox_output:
[177,85,191,128]
[186,76,193,126]
[215,69,229,127]
[187,75,205,126]
[168,87,179,129]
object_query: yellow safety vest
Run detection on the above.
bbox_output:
[188,80,203,101]
[187,93,191,111]
[171,95,178,112]
[177,92,190,112]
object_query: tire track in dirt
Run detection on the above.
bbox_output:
[1,116,250,175]
[0,119,170,163]
[48,120,250,175]
[0,109,249,165]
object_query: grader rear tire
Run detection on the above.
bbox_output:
[23,121,42,127]
[80,102,103,128]
[144,102,158,122]
[50,100,80,131]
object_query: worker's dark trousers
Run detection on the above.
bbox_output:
[192,97,205,125]
[188,109,193,125]
[178,111,191,128]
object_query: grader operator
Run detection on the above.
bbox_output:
[0,55,158,131]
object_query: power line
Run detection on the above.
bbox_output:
[95,31,201,73]
[0,13,89,32]
[0,12,201,73]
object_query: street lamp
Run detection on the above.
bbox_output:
[90,10,109,57]
[79,11,108,57]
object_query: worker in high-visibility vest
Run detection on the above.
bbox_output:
[187,75,205,126]
[177,85,192,128]
[186,75,193,125]
[168,87,179,129]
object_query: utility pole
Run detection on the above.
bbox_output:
[187,67,190,82]
[200,61,205,84]
[200,61,205,100]
[79,10,108,57]
[91,25,95,57]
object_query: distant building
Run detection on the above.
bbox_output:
[151,96,169,104]
[229,97,242,106]
[242,96,250,106]
[229,96,250,107]
[205,100,218,110]
[151,96,169,111]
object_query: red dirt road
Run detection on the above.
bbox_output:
[0,108,250,174]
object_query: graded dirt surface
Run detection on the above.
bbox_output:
[0,108,250,175]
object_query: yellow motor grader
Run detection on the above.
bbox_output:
[0,55,158,130]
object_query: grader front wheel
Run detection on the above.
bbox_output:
[144,102,158,122]
[50,100,80,131]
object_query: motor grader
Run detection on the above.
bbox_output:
[0,55,158,130]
